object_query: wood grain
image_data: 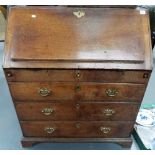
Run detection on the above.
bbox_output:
[10,7,144,62]
[15,101,140,121]
[4,69,150,83]
[21,137,132,149]
[20,121,134,138]
[9,82,145,102]
[3,6,152,70]
[76,83,145,102]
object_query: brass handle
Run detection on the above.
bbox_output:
[44,127,55,134]
[38,88,51,97]
[103,108,115,116]
[42,108,54,116]
[105,88,118,97]
[73,10,85,18]
[100,127,111,134]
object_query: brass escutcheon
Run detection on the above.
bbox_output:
[38,88,51,97]
[75,103,80,109]
[103,108,115,116]
[44,127,55,134]
[41,108,54,116]
[75,85,81,91]
[75,122,81,128]
[76,71,81,78]
[100,127,111,134]
[105,88,118,97]
[73,10,85,18]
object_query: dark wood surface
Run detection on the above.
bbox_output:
[20,121,134,138]
[9,82,145,102]
[4,69,150,83]
[15,102,140,121]
[75,83,145,102]
[3,6,152,70]
[21,137,133,148]
[10,8,145,62]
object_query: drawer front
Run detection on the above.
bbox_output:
[5,69,75,82]
[75,70,150,83]
[16,102,140,121]
[16,102,78,121]
[21,121,134,138]
[5,69,150,83]
[78,102,139,121]
[9,82,145,102]
[76,83,145,102]
[9,82,75,101]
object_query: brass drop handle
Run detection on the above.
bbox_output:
[38,88,51,97]
[100,127,111,134]
[105,88,118,97]
[41,108,54,116]
[44,127,55,134]
[103,108,115,116]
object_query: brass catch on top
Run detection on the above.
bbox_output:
[73,10,85,18]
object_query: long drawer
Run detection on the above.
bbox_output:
[9,82,146,102]
[16,102,140,121]
[5,69,150,83]
[20,121,134,138]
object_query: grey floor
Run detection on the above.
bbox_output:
[0,42,154,150]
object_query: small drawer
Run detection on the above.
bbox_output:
[15,102,140,121]
[4,69,75,82]
[20,121,134,138]
[9,82,146,102]
[74,70,150,83]
[4,69,150,83]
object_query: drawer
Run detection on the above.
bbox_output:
[16,102,78,121]
[16,102,140,121]
[9,82,75,101]
[78,102,140,121]
[5,69,75,82]
[76,83,145,102]
[21,121,134,138]
[9,82,146,102]
[5,69,150,83]
[75,70,150,83]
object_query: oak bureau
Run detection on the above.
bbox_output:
[3,6,153,149]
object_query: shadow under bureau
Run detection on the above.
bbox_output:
[3,6,153,149]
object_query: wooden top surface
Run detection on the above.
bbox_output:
[3,6,152,70]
